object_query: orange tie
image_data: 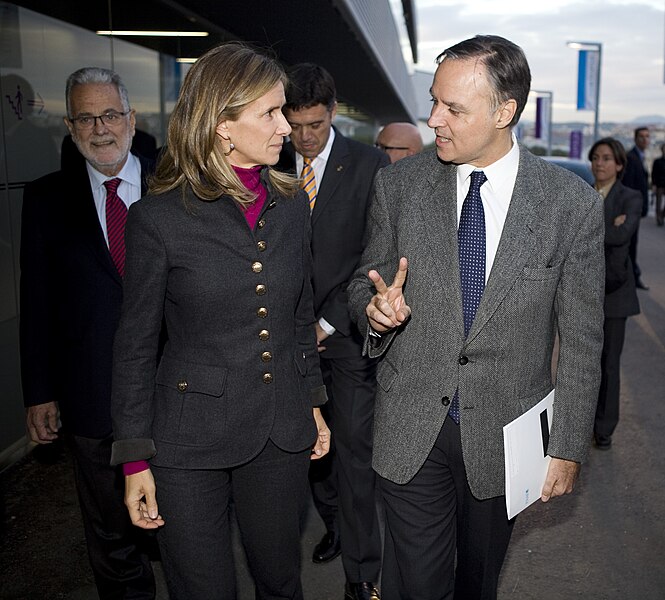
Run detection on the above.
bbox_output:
[300,157,317,212]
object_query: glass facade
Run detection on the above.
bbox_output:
[0,4,163,465]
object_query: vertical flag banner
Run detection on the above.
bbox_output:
[576,50,599,110]
[535,96,551,145]
[570,130,583,159]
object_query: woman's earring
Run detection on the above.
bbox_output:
[224,142,235,156]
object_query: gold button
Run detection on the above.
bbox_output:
[252,261,263,273]
[257,307,268,318]
[177,380,188,392]
[257,240,266,252]
[259,329,270,341]
[261,351,272,362]
[257,219,266,229]
[263,373,273,384]
[255,284,266,296]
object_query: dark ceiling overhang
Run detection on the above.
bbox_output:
[15,0,415,123]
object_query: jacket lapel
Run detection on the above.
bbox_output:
[418,158,465,334]
[311,130,349,226]
[68,160,123,285]
[467,146,539,343]
[604,182,618,227]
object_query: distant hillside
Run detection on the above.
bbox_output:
[631,115,665,125]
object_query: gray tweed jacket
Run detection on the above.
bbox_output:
[348,145,605,499]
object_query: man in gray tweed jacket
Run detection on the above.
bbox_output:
[348,35,604,600]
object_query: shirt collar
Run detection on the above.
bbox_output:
[456,132,520,194]
[295,126,336,166]
[86,152,141,191]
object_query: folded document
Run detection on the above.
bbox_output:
[503,389,554,519]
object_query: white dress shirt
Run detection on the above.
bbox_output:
[456,134,520,282]
[87,153,142,247]
[294,127,336,187]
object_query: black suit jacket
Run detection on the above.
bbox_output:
[604,180,641,318]
[278,130,389,358]
[20,151,154,438]
[623,146,649,216]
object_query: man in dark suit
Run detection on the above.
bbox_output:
[20,67,156,599]
[279,63,389,600]
[348,36,604,599]
[652,143,665,226]
[622,126,650,290]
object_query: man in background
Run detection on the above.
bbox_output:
[279,62,389,600]
[20,67,156,599]
[652,142,665,226]
[623,126,650,289]
[375,121,423,163]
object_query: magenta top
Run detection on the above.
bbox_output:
[122,165,269,477]
[233,164,267,229]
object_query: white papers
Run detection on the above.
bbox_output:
[503,389,554,519]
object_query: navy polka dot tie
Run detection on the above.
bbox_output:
[450,170,487,423]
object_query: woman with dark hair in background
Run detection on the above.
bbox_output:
[110,42,330,599]
[588,137,641,450]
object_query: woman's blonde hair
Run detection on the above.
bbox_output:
[150,42,298,202]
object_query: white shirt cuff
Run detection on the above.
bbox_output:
[318,317,336,336]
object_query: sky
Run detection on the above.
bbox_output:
[399,0,665,124]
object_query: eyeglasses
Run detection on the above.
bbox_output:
[375,143,410,152]
[68,110,130,130]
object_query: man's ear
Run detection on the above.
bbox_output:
[63,115,75,136]
[496,99,517,130]
[129,109,136,139]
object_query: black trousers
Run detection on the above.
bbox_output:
[310,352,382,583]
[378,417,514,600]
[69,434,155,600]
[595,317,627,438]
[152,440,310,600]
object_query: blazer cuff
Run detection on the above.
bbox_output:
[110,438,156,466]
[364,325,396,358]
[311,385,328,407]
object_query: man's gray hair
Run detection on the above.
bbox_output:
[65,67,130,117]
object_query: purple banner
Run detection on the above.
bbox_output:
[535,97,543,139]
[569,130,583,159]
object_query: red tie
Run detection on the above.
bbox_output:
[104,178,128,277]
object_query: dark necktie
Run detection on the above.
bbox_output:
[104,178,128,277]
[450,170,487,423]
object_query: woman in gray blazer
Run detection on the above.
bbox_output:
[589,138,641,451]
[110,42,330,599]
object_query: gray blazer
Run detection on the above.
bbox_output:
[348,145,605,499]
[111,176,326,469]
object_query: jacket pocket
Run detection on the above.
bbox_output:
[521,265,561,281]
[152,355,228,447]
[376,358,398,392]
[294,349,308,377]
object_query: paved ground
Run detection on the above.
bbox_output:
[2,213,664,600]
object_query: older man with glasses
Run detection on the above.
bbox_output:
[20,67,156,599]
[375,122,424,163]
